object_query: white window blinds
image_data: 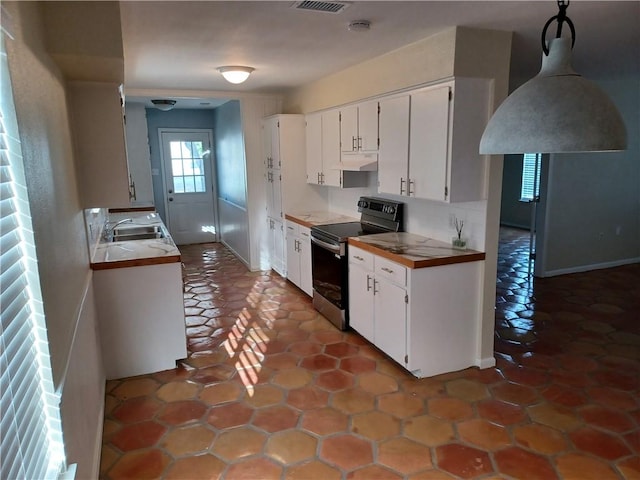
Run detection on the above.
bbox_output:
[520,153,541,201]
[0,35,66,480]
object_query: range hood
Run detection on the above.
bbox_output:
[331,153,378,171]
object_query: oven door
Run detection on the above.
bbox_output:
[310,234,349,329]
[311,235,346,309]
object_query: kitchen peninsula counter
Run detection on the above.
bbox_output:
[349,232,485,269]
[90,211,180,270]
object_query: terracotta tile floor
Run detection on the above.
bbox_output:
[100,227,640,479]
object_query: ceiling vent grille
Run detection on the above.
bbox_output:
[291,1,351,14]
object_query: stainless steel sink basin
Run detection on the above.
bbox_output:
[102,224,167,242]
[111,231,166,242]
[113,225,162,236]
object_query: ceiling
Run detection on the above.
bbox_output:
[120,1,640,107]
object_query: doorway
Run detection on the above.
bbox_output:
[159,129,219,245]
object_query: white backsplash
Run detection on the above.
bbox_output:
[327,174,488,251]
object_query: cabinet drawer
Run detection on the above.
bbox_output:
[375,256,406,286]
[348,246,374,270]
[286,220,299,237]
[299,226,311,241]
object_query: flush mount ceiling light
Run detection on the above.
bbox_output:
[217,66,255,84]
[479,0,627,154]
[151,99,176,111]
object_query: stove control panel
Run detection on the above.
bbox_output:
[357,196,404,231]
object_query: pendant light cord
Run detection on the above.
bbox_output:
[541,0,576,55]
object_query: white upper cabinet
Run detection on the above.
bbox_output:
[305,109,368,189]
[340,101,379,154]
[320,110,342,187]
[409,84,451,201]
[378,78,491,203]
[305,112,323,185]
[378,95,410,196]
[263,116,281,170]
[68,82,131,208]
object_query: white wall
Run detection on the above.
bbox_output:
[5,3,106,477]
[213,100,251,264]
[537,78,640,276]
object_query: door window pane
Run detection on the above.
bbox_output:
[168,140,207,193]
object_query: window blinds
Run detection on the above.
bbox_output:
[0,36,66,480]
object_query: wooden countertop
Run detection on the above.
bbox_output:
[349,232,485,269]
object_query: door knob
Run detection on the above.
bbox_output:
[169,197,174,202]
[169,189,173,194]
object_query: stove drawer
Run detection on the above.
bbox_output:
[375,256,406,287]
[348,246,374,271]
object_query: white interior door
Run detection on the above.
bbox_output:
[160,129,218,245]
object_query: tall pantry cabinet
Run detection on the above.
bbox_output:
[262,114,313,277]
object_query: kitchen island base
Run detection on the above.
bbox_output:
[93,262,187,380]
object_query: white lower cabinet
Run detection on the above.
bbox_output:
[93,262,187,380]
[268,217,286,277]
[285,220,312,296]
[348,244,482,378]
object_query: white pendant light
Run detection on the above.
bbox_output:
[217,66,255,84]
[480,1,627,154]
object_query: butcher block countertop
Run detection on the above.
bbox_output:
[349,232,485,269]
[285,211,358,228]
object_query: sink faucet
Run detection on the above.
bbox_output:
[103,218,133,241]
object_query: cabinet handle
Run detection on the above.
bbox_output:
[354,255,364,261]
[381,267,394,274]
[358,136,362,150]
[352,136,357,151]
[320,172,325,184]
[366,274,372,292]
[400,177,406,195]
[408,179,415,196]
[373,278,379,295]
[317,172,321,184]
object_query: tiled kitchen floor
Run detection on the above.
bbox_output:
[100,227,639,479]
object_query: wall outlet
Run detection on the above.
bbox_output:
[151,168,160,176]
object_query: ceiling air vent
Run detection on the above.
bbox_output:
[291,1,351,14]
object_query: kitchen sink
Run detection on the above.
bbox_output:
[113,225,162,236]
[102,224,167,243]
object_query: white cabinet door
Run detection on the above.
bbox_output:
[269,218,286,276]
[266,170,282,219]
[378,95,410,196]
[409,85,451,201]
[286,222,300,286]
[298,227,313,296]
[305,113,322,185]
[263,116,281,170]
[358,101,379,153]
[340,102,379,154]
[349,263,375,343]
[374,277,407,366]
[340,105,358,154]
[322,110,342,187]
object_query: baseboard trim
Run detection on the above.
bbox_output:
[476,356,496,369]
[540,256,640,278]
[220,239,252,271]
[91,401,105,479]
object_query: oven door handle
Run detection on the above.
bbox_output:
[311,235,342,255]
